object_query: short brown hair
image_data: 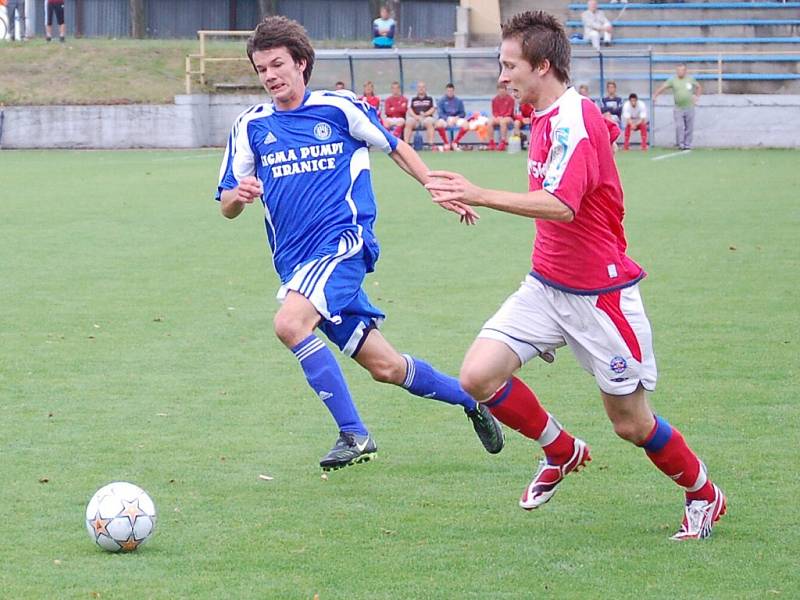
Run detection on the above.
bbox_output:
[247,16,315,84]
[501,11,570,84]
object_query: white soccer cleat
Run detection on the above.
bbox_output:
[519,438,591,510]
[671,484,727,541]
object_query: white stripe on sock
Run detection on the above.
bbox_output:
[294,339,326,362]
[686,462,708,493]
[401,354,415,388]
[537,415,562,447]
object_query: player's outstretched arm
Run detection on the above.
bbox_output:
[389,139,479,225]
[219,176,262,219]
[426,171,573,222]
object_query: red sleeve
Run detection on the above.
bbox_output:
[542,128,598,216]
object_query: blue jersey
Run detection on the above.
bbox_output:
[216,90,398,283]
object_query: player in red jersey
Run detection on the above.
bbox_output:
[359,81,382,123]
[426,10,726,540]
[488,83,516,151]
[512,101,534,146]
[383,81,408,139]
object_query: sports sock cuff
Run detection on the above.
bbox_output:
[642,415,673,452]
[291,335,326,362]
[485,379,513,407]
[687,462,709,493]
[401,354,415,388]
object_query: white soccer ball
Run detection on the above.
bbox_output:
[85,481,157,552]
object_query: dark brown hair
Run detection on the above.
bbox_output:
[501,11,570,84]
[247,16,315,84]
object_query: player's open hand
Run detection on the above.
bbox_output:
[235,176,263,204]
[425,171,482,206]
[437,199,479,225]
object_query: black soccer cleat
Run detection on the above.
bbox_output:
[320,431,378,471]
[465,402,505,454]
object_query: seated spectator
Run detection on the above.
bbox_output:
[404,81,436,147]
[383,81,408,139]
[578,84,591,99]
[488,83,515,151]
[622,93,648,151]
[582,0,612,51]
[360,81,380,112]
[600,80,623,125]
[334,81,346,91]
[372,5,396,49]
[513,101,534,146]
[434,83,468,150]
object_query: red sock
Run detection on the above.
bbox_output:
[436,128,449,144]
[643,416,715,502]
[454,128,467,143]
[486,377,574,463]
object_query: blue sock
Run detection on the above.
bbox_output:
[292,335,368,435]
[400,355,478,411]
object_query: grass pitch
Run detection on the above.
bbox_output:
[1,148,798,599]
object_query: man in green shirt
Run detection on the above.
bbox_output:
[654,63,702,150]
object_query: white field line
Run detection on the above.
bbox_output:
[652,150,692,161]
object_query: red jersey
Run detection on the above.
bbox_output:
[491,94,515,118]
[384,94,408,118]
[517,103,534,120]
[527,87,644,294]
[360,94,380,111]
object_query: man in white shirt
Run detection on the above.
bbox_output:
[581,0,612,51]
[622,93,648,151]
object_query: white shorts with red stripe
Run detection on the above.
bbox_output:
[478,275,657,395]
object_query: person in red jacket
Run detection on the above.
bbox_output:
[382,81,408,139]
[488,83,515,150]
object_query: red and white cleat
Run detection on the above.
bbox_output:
[671,484,727,540]
[519,438,591,510]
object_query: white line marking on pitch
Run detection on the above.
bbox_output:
[652,150,692,161]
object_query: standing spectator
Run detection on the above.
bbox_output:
[360,81,380,112]
[383,81,408,139]
[578,84,591,99]
[404,81,436,148]
[488,83,515,151]
[654,63,702,150]
[334,81,346,91]
[46,0,65,43]
[582,0,612,51]
[372,5,396,49]
[622,93,648,151]
[6,0,25,40]
[600,80,623,125]
[434,83,467,150]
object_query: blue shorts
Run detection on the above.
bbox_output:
[277,231,385,356]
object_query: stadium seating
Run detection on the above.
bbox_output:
[566,2,800,92]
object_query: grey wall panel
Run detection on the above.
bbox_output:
[235,0,260,30]
[145,0,231,38]
[81,0,130,37]
[400,1,456,40]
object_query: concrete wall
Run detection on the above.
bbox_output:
[2,93,799,149]
[651,94,800,148]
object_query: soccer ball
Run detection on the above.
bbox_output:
[85,481,157,552]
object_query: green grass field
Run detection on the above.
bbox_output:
[2,148,798,599]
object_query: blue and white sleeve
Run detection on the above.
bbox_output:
[215,110,256,200]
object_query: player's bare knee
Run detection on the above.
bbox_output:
[273,312,308,348]
[367,358,405,385]
[611,419,649,445]
[459,368,496,403]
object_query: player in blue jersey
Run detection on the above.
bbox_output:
[216,16,504,471]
